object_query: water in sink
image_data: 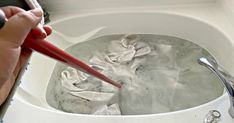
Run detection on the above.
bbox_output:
[46,34,223,115]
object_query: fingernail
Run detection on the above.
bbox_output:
[30,8,43,18]
[38,24,47,36]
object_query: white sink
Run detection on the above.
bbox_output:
[3,11,234,123]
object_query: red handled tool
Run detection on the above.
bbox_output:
[0,9,121,88]
[23,32,122,88]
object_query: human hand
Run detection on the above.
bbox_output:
[0,6,52,105]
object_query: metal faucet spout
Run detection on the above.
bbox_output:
[198,57,234,118]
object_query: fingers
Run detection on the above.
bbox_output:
[43,25,52,36]
[31,25,52,39]
[0,8,43,48]
[0,6,24,18]
[1,6,48,40]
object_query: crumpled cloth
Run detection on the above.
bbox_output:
[59,34,151,115]
[90,35,151,65]
[70,91,114,102]
[90,34,152,114]
[106,34,151,64]
[89,34,151,95]
[93,104,121,115]
[90,34,151,71]
[61,67,89,91]
[60,67,117,114]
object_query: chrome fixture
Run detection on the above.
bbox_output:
[198,57,234,118]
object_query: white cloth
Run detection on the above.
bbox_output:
[107,34,151,63]
[90,34,151,72]
[89,34,151,94]
[59,34,152,115]
[93,104,121,115]
[61,67,89,91]
[70,91,114,102]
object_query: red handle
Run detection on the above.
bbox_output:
[23,33,122,88]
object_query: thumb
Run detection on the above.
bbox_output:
[0,8,43,48]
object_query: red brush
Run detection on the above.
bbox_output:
[23,32,122,88]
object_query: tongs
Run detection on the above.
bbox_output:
[23,33,122,88]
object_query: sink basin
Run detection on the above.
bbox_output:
[3,11,234,122]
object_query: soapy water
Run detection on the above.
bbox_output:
[46,34,223,115]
